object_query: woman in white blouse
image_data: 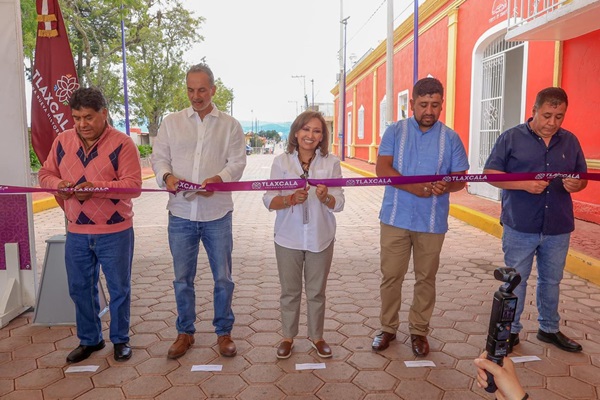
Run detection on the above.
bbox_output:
[263,111,345,359]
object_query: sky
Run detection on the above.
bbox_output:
[184,1,421,123]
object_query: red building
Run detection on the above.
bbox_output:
[332,0,600,224]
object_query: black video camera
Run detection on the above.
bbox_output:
[484,267,521,393]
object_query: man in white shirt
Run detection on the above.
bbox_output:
[151,63,246,359]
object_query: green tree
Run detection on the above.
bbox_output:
[21,0,236,135]
[20,0,37,77]
[213,78,234,114]
[127,2,203,135]
[258,130,282,143]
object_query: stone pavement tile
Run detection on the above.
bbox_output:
[0,389,43,400]
[313,361,357,382]
[395,379,442,400]
[347,351,390,370]
[14,367,62,390]
[424,350,459,369]
[135,357,179,375]
[547,376,597,398]
[92,365,139,387]
[200,374,247,397]
[11,342,54,359]
[277,372,323,396]
[75,387,125,399]
[317,382,365,400]
[526,388,570,400]
[237,385,285,400]
[165,366,211,386]
[122,375,171,398]
[0,358,36,379]
[240,364,285,383]
[427,368,472,390]
[42,376,93,399]
[353,370,397,391]
[0,336,30,353]
[0,379,13,397]
[364,394,402,400]
[155,385,207,400]
[442,342,482,360]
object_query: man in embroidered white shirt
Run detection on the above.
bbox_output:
[151,63,246,359]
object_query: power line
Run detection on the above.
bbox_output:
[346,0,386,46]
[342,0,415,52]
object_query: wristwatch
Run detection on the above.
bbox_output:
[163,172,172,183]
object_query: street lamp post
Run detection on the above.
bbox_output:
[340,16,349,161]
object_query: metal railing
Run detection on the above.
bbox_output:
[507,0,570,30]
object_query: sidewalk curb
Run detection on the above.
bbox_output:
[32,174,157,214]
[341,161,600,286]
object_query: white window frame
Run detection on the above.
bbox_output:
[397,90,409,121]
[357,106,365,139]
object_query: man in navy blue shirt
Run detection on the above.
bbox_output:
[484,87,587,352]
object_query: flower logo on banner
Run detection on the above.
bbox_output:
[252,182,262,190]
[347,180,356,186]
[443,176,452,182]
[54,74,80,105]
[535,173,545,180]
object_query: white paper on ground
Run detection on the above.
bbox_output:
[191,364,223,372]
[296,363,326,370]
[511,356,541,363]
[65,365,100,373]
[404,360,436,368]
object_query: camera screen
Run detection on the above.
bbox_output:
[501,298,517,321]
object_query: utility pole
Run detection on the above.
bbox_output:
[310,79,315,109]
[292,75,308,111]
[386,0,394,126]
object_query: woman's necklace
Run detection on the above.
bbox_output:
[299,153,315,178]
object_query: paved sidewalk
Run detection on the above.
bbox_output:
[1,152,600,399]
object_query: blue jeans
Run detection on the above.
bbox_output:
[65,227,134,345]
[168,212,235,336]
[502,225,570,334]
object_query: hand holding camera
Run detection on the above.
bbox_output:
[484,267,521,393]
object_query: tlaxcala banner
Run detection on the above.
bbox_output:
[30,0,79,165]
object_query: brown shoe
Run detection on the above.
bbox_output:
[372,332,396,351]
[276,340,294,359]
[217,335,237,357]
[168,333,195,359]
[311,339,332,358]
[410,334,429,357]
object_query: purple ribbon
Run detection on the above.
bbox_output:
[194,171,598,192]
[1,172,597,195]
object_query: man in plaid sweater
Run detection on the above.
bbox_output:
[39,87,142,363]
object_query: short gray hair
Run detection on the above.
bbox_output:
[187,63,215,86]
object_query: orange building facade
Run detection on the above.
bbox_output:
[332,0,600,224]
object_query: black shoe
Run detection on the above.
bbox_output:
[536,330,582,352]
[114,342,132,361]
[66,340,106,363]
[509,333,519,353]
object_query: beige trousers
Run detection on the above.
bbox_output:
[275,241,334,340]
[379,223,445,336]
